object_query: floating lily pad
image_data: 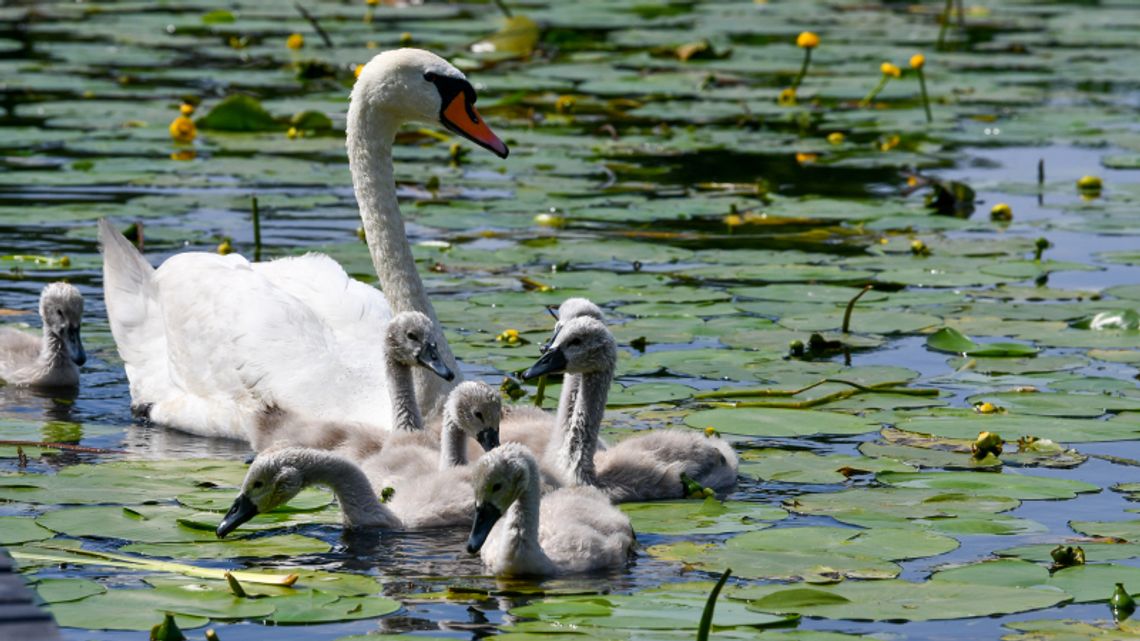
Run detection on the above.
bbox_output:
[927,327,1039,357]
[877,471,1099,500]
[122,534,331,560]
[620,497,786,535]
[740,448,915,484]
[684,408,879,437]
[649,526,957,582]
[34,577,106,604]
[737,579,1070,621]
[510,584,797,630]
[0,516,53,544]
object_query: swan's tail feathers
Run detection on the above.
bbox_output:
[97,218,166,402]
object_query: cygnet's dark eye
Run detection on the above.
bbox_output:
[492,482,502,492]
[568,338,582,347]
[424,71,437,82]
[253,480,264,489]
[474,411,484,422]
[407,331,418,341]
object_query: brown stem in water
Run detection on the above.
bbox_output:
[0,439,127,454]
[294,2,334,48]
[842,285,873,333]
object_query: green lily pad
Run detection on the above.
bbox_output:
[1002,619,1140,640]
[683,408,879,437]
[648,526,957,582]
[0,516,53,544]
[620,497,786,535]
[267,591,401,625]
[877,471,1099,500]
[926,327,1039,357]
[34,577,106,604]
[737,579,1069,621]
[740,448,915,484]
[122,534,331,560]
[966,392,1140,418]
[510,584,796,630]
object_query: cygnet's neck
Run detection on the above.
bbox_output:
[439,411,467,469]
[301,450,400,529]
[345,95,458,421]
[556,367,612,487]
[502,457,545,559]
[385,351,423,432]
[40,328,70,369]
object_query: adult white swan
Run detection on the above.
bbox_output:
[99,49,508,441]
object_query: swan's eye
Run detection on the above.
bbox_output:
[492,482,502,492]
[568,338,582,347]
[423,71,437,82]
[252,480,264,489]
[474,411,484,422]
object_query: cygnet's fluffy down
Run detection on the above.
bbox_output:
[0,282,86,388]
[466,443,635,577]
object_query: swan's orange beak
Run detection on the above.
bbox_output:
[441,93,509,159]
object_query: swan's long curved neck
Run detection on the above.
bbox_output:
[385,355,423,432]
[346,98,459,420]
[439,415,466,468]
[302,450,400,529]
[557,368,612,487]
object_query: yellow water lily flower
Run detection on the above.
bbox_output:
[777,87,797,106]
[795,152,818,165]
[179,103,195,116]
[990,203,1012,220]
[496,328,521,344]
[168,115,196,143]
[910,53,926,69]
[880,62,902,78]
[286,33,304,50]
[827,132,845,145]
[796,31,819,49]
[1077,175,1102,191]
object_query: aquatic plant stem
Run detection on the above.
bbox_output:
[0,439,126,454]
[841,285,873,333]
[916,68,933,123]
[791,48,812,91]
[936,0,953,50]
[697,568,732,641]
[251,196,262,262]
[12,545,298,586]
[294,2,333,48]
[534,374,546,407]
[861,76,890,107]
[492,0,513,18]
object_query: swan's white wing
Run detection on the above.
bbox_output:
[99,219,170,405]
[155,252,392,430]
[252,253,392,354]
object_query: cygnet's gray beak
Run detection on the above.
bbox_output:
[416,341,454,381]
[216,494,258,539]
[466,502,503,554]
[522,347,567,380]
[68,327,86,366]
[475,427,500,452]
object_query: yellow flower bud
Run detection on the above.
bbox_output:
[354,64,365,79]
[796,31,820,49]
[554,95,576,114]
[286,33,304,50]
[910,239,929,256]
[168,115,197,143]
[975,402,999,414]
[1077,175,1102,191]
[217,239,233,255]
[777,87,797,106]
[286,127,299,139]
[909,53,925,69]
[990,203,1012,220]
[881,62,901,78]
[724,214,743,227]
[179,103,195,116]
[826,132,845,145]
[400,32,413,45]
[795,152,818,165]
